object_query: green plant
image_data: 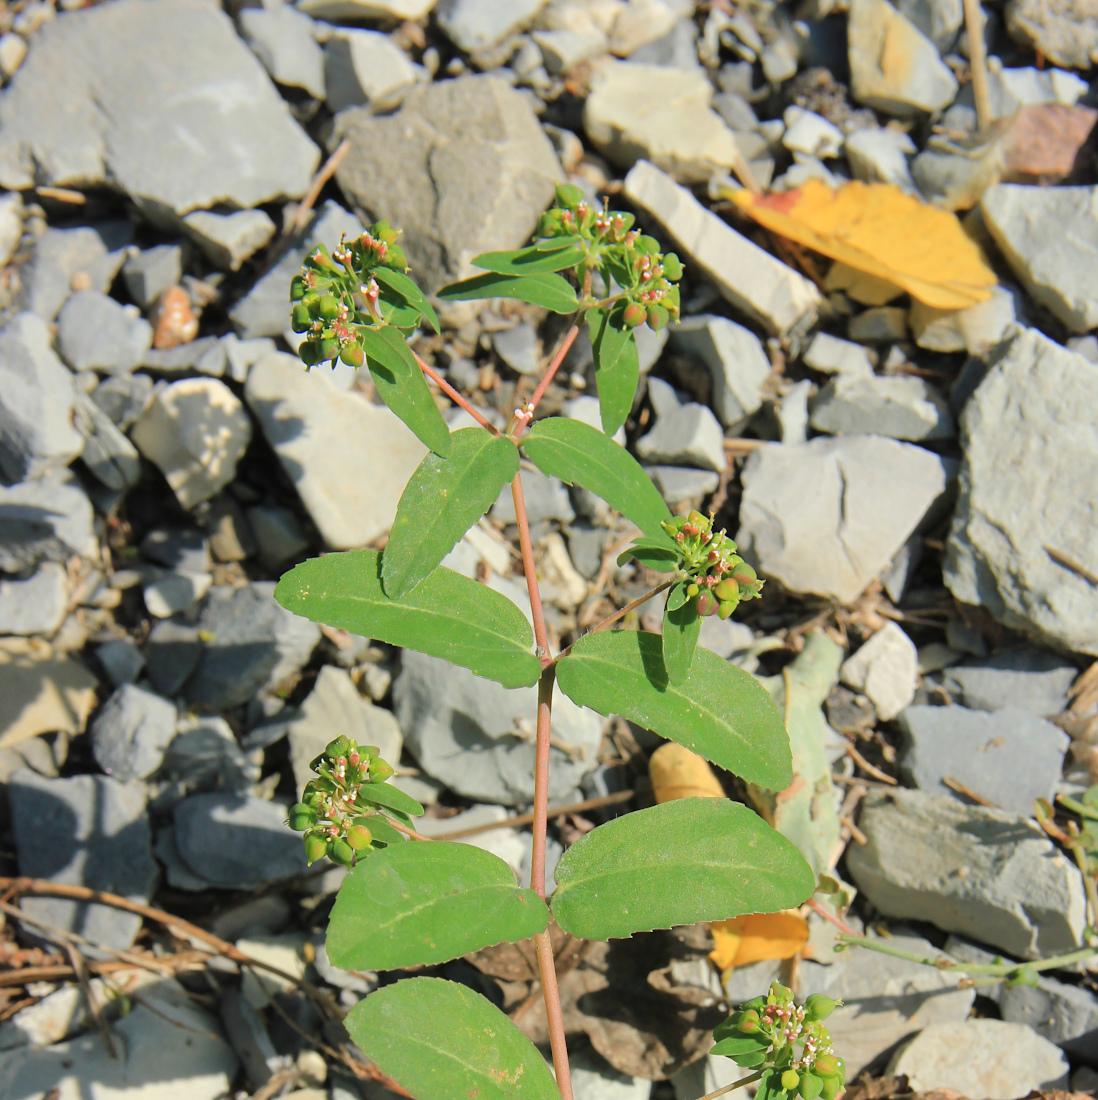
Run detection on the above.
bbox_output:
[276,185,817,1100]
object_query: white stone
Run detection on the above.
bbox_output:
[299,0,437,19]
[239,7,325,100]
[845,127,917,189]
[183,209,276,271]
[324,30,421,113]
[909,285,1018,354]
[436,0,549,53]
[803,331,874,376]
[143,572,212,618]
[809,373,954,442]
[777,379,812,444]
[840,621,917,720]
[609,0,686,55]
[237,935,308,1010]
[624,160,822,336]
[562,394,626,445]
[636,377,726,472]
[0,191,22,266]
[532,28,608,72]
[131,378,252,510]
[0,33,26,80]
[245,351,426,549]
[0,564,68,637]
[782,106,843,158]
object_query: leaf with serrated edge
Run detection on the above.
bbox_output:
[522,418,672,542]
[591,310,639,436]
[373,267,440,334]
[275,550,539,688]
[555,630,791,789]
[662,586,700,686]
[436,272,578,314]
[383,428,519,598]
[550,799,815,940]
[329,845,548,971]
[345,978,559,1100]
[357,781,424,818]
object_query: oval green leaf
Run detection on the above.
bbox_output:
[549,799,815,940]
[275,550,540,688]
[473,238,587,276]
[590,309,639,436]
[357,780,425,818]
[373,266,441,334]
[383,428,520,598]
[437,271,579,314]
[521,417,672,541]
[345,978,559,1100]
[360,326,451,457]
[329,844,549,971]
[662,584,700,686]
[555,629,791,789]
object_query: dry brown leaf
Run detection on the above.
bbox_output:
[708,912,810,971]
[723,179,997,310]
[649,742,725,803]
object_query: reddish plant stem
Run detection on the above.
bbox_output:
[530,666,557,900]
[511,474,551,662]
[515,324,580,440]
[413,351,502,436]
[535,927,574,1100]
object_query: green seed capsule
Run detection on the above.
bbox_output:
[318,337,340,362]
[302,291,320,310]
[622,303,647,328]
[340,343,364,368]
[347,824,373,851]
[718,598,739,620]
[330,838,355,867]
[734,1009,760,1029]
[647,305,669,330]
[813,1055,840,1079]
[662,254,684,281]
[368,757,395,782]
[781,1071,800,1092]
[820,1078,841,1100]
[303,834,329,865]
[288,804,316,832]
[696,591,719,617]
[290,276,307,301]
[714,578,739,602]
[799,1074,823,1100]
[318,295,341,321]
[291,303,312,333]
[299,341,323,367]
[804,994,841,1022]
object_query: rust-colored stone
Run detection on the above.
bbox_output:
[151,284,198,349]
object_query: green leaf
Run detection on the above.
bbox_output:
[376,295,423,330]
[473,238,587,276]
[710,1036,771,1057]
[275,550,540,688]
[358,781,425,818]
[346,979,559,1100]
[373,266,441,334]
[437,272,579,314]
[521,418,672,541]
[555,630,791,789]
[617,536,680,572]
[590,309,639,436]
[662,583,700,686]
[383,428,519,598]
[550,798,815,939]
[329,844,548,971]
[360,326,451,457]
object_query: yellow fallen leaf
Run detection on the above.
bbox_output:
[723,179,997,310]
[709,912,810,971]
[649,742,725,803]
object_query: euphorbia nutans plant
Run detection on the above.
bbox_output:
[275,185,819,1100]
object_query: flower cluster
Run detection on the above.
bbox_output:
[661,510,764,619]
[713,983,846,1100]
[288,735,396,868]
[289,220,406,368]
[536,182,682,331]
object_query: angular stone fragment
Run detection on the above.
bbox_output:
[847,788,1087,957]
[809,373,954,441]
[1005,0,1098,71]
[239,7,325,99]
[436,0,548,53]
[0,564,68,637]
[840,622,917,720]
[324,29,421,113]
[0,470,96,574]
[56,291,153,375]
[91,684,178,782]
[636,377,726,472]
[944,328,1098,655]
[183,209,276,272]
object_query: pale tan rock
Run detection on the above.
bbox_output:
[0,639,98,750]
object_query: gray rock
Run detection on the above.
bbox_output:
[899,704,1069,815]
[0,191,21,268]
[999,972,1098,1057]
[845,127,918,189]
[944,328,1098,655]
[943,649,1077,715]
[711,92,758,132]
[173,794,308,889]
[635,377,726,472]
[89,372,153,431]
[566,523,608,580]
[131,378,252,509]
[141,335,227,377]
[669,315,770,429]
[436,0,548,53]
[533,29,609,74]
[72,391,142,491]
[895,0,964,52]
[324,30,421,113]
[91,684,177,782]
[570,1044,652,1100]
[491,467,575,525]
[122,245,182,310]
[141,527,210,575]
[0,469,96,574]
[646,465,720,507]
[847,788,1087,957]
[0,312,84,483]
[909,286,1019,355]
[246,505,310,570]
[230,201,363,339]
[783,107,844,159]
[888,1019,1068,1099]
[95,638,145,688]
[9,770,157,949]
[803,332,874,376]
[1005,0,1098,71]
[737,435,947,603]
[697,616,754,660]
[183,209,276,272]
[840,622,918,721]
[56,291,153,375]
[562,395,626,445]
[286,666,402,795]
[144,572,212,618]
[981,185,1098,333]
[848,0,958,117]
[333,75,560,292]
[145,619,204,697]
[208,494,257,563]
[246,352,427,548]
[222,334,277,384]
[155,714,257,809]
[0,563,68,637]
[625,161,821,336]
[809,373,954,441]
[777,379,812,445]
[219,989,284,1091]
[493,323,540,376]
[19,223,129,322]
[848,307,908,343]
[187,582,321,710]
[627,18,699,69]
[393,650,603,805]
[0,0,318,216]
[239,7,325,100]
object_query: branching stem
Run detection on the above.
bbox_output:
[696,1069,765,1100]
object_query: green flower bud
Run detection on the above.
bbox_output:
[340,343,364,368]
[622,303,647,328]
[375,221,400,246]
[804,994,841,1022]
[291,303,312,333]
[820,1078,841,1100]
[288,804,316,832]
[302,291,320,310]
[662,253,684,281]
[734,1009,760,1031]
[781,1071,800,1092]
[1005,966,1039,989]
[686,582,699,598]
[368,757,395,782]
[326,737,352,758]
[304,834,329,865]
[687,510,708,529]
[799,1074,823,1100]
[646,305,669,330]
[347,824,373,850]
[330,838,356,867]
[813,1055,840,1080]
[555,182,584,208]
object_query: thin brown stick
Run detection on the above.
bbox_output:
[431,789,635,840]
[839,816,868,845]
[37,186,86,204]
[413,350,503,436]
[942,775,997,807]
[290,138,351,235]
[962,0,991,133]
[844,742,897,786]
[1046,546,1098,587]
[382,816,432,841]
[66,944,117,1059]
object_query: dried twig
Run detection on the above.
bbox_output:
[1046,546,1098,588]
[942,774,997,807]
[844,743,897,786]
[290,139,351,235]
[962,0,992,132]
